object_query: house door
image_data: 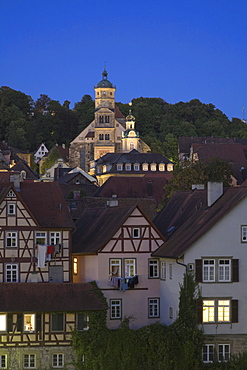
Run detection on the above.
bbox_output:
[49,266,63,283]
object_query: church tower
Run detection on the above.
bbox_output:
[122,103,140,152]
[93,69,120,160]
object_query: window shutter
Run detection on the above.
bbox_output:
[197,299,203,324]
[231,300,238,323]
[232,259,239,282]
[36,313,42,332]
[195,260,202,283]
[7,314,13,332]
[16,314,23,332]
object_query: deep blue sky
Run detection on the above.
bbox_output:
[1,0,247,120]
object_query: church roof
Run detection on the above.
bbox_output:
[95,69,115,89]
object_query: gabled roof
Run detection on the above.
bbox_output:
[11,159,38,180]
[17,182,75,228]
[0,283,106,312]
[153,186,247,258]
[178,137,238,155]
[94,175,171,206]
[73,205,136,254]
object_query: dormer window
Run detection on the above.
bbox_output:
[134,163,139,171]
[125,163,131,171]
[159,163,165,171]
[167,163,173,171]
[117,164,123,171]
[142,163,148,171]
[151,163,156,171]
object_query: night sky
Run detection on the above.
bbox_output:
[1,0,247,120]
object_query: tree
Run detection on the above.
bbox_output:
[34,94,51,113]
[160,159,233,206]
[40,147,61,174]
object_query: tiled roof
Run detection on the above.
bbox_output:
[96,150,172,165]
[73,205,136,254]
[115,104,125,118]
[178,137,238,154]
[94,175,171,206]
[18,182,75,228]
[153,186,247,258]
[0,283,106,312]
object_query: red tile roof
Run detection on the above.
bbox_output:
[0,283,106,312]
[17,182,75,229]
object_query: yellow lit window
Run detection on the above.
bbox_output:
[218,300,230,322]
[73,257,78,275]
[203,300,215,322]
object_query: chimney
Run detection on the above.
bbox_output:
[207,182,223,207]
[9,172,21,190]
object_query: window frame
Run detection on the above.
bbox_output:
[77,313,89,331]
[132,227,140,238]
[0,314,6,332]
[148,259,159,278]
[160,261,166,280]
[7,203,16,216]
[218,344,230,362]
[202,299,231,323]
[124,258,136,277]
[133,163,140,171]
[23,314,35,332]
[110,299,122,320]
[159,163,165,171]
[50,232,61,245]
[203,259,215,282]
[52,353,64,368]
[5,231,18,248]
[151,163,156,171]
[23,354,36,369]
[218,259,231,282]
[5,263,18,282]
[202,344,214,363]
[0,354,7,369]
[35,231,47,245]
[109,258,121,277]
[142,163,148,171]
[241,225,247,242]
[125,163,131,171]
[51,313,64,332]
[148,298,160,318]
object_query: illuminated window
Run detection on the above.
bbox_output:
[218,344,230,362]
[203,344,214,363]
[159,163,165,171]
[151,163,156,171]
[0,354,7,369]
[167,163,173,171]
[142,163,148,171]
[7,203,16,215]
[23,354,36,368]
[218,300,230,322]
[5,264,18,282]
[203,260,215,282]
[124,259,135,277]
[52,354,64,368]
[130,141,134,150]
[203,300,215,322]
[110,259,121,277]
[148,298,159,318]
[6,231,17,247]
[0,314,6,331]
[73,257,78,275]
[110,299,121,319]
[218,260,231,282]
[24,314,35,332]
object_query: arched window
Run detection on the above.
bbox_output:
[130,141,134,150]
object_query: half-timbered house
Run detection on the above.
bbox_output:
[72,203,165,329]
[0,181,106,369]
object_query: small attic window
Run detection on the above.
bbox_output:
[142,163,148,171]
[151,163,156,171]
[117,164,123,171]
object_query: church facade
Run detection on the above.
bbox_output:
[69,70,149,172]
